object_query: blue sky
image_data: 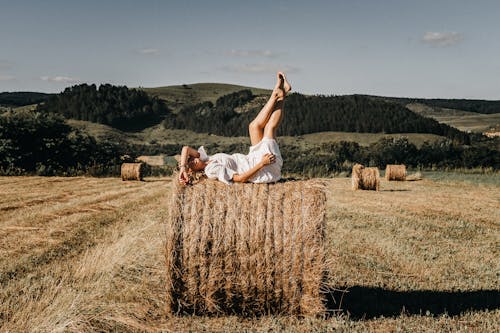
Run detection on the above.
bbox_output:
[1,0,499,99]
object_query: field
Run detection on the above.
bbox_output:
[142,83,271,113]
[406,103,500,133]
[67,120,446,150]
[0,175,498,332]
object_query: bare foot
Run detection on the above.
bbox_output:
[273,87,285,101]
[274,72,284,91]
[278,72,292,94]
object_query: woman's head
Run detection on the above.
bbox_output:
[187,156,206,172]
[181,156,207,185]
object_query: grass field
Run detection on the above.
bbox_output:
[67,120,446,150]
[0,175,498,332]
[406,103,500,133]
[142,83,271,112]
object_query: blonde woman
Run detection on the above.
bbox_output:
[178,72,291,185]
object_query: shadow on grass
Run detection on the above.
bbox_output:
[380,189,411,192]
[326,286,500,319]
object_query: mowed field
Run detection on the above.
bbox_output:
[0,175,498,332]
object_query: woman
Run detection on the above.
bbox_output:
[178,72,291,185]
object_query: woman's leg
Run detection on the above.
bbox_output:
[263,99,284,140]
[248,72,291,145]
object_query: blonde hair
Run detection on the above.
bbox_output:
[177,166,207,186]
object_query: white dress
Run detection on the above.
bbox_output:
[199,137,283,185]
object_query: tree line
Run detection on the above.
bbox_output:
[163,90,470,144]
[1,109,498,177]
[364,95,500,114]
[280,137,499,177]
[37,84,170,131]
[0,92,52,107]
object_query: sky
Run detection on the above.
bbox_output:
[0,0,499,99]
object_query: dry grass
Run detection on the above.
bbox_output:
[385,164,407,181]
[121,163,143,181]
[0,175,498,332]
[167,178,327,316]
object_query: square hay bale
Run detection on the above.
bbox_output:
[385,164,407,181]
[166,177,328,316]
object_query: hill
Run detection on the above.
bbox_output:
[28,82,468,143]
[68,119,445,149]
[163,91,470,144]
[364,95,500,114]
[361,95,500,133]
[142,83,271,112]
[0,91,52,107]
[6,83,497,141]
[37,84,171,131]
[405,103,500,133]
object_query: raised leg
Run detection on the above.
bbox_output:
[248,72,291,145]
[263,99,284,140]
[248,90,283,145]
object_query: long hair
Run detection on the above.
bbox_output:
[175,154,207,185]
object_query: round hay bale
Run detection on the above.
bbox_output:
[352,164,380,191]
[351,163,363,190]
[385,164,406,181]
[166,177,328,316]
[120,163,143,181]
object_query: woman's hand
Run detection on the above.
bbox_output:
[179,168,189,185]
[261,153,276,166]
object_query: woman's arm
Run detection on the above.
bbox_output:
[179,146,200,185]
[179,146,200,167]
[232,153,275,183]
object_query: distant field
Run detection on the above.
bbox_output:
[67,120,446,150]
[0,175,498,332]
[406,103,500,133]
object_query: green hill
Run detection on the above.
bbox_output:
[37,84,170,131]
[405,103,500,133]
[364,95,500,114]
[67,119,445,149]
[142,83,271,112]
[0,92,52,107]
[163,91,470,144]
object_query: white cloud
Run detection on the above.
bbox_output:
[138,48,160,55]
[40,76,79,83]
[221,63,299,74]
[227,49,282,58]
[0,74,15,81]
[422,31,464,47]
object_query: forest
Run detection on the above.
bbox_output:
[0,92,52,107]
[365,95,500,114]
[1,108,498,177]
[1,84,498,176]
[36,84,170,130]
[163,90,470,144]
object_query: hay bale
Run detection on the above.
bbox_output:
[352,164,380,191]
[385,164,406,181]
[166,177,327,316]
[406,171,423,181]
[120,163,143,181]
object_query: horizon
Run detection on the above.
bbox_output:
[1,0,499,99]
[3,81,500,101]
